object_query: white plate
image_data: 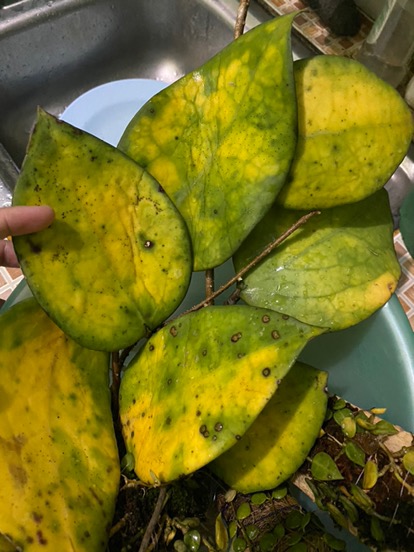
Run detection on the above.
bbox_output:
[60,78,168,146]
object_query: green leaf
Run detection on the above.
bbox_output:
[0,299,119,551]
[370,517,385,543]
[333,408,353,425]
[233,537,248,552]
[119,306,323,484]
[277,55,413,209]
[343,441,365,467]
[339,416,357,438]
[13,109,192,351]
[402,449,414,475]
[236,503,251,521]
[251,492,268,505]
[311,452,344,481]
[362,459,378,489]
[119,14,298,270]
[370,419,398,436]
[259,533,278,551]
[234,189,400,330]
[349,483,375,512]
[215,513,229,552]
[210,362,328,493]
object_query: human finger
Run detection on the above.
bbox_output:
[0,239,19,268]
[0,205,54,240]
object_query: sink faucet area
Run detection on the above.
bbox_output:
[0,0,275,166]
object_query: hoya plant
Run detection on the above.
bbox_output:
[1,11,412,552]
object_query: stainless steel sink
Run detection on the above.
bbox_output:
[0,0,413,226]
[0,0,274,167]
[0,0,310,201]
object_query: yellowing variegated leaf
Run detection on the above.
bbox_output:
[119,306,323,484]
[234,190,400,330]
[0,298,119,551]
[277,55,413,209]
[119,14,298,270]
[211,362,328,493]
[13,110,192,351]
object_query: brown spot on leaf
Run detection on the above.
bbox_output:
[27,238,42,254]
[0,434,26,454]
[36,531,47,545]
[89,487,104,506]
[9,464,28,486]
[32,512,43,524]
[199,424,209,438]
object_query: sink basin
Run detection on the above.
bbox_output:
[0,0,300,167]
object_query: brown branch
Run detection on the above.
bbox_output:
[109,513,132,538]
[119,345,134,367]
[205,268,215,305]
[138,485,168,552]
[180,210,320,318]
[234,0,251,39]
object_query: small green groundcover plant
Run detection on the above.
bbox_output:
[1,11,413,551]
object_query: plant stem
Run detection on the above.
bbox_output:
[234,0,251,39]
[181,210,319,317]
[205,268,215,304]
[224,287,241,305]
[138,486,168,552]
[109,513,131,538]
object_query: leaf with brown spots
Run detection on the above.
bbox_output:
[277,55,413,209]
[119,305,323,484]
[211,361,328,493]
[119,14,297,271]
[13,110,192,351]
[0,298,119,551]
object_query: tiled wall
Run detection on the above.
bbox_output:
[0,265,23,303]
[394,232,414,328]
